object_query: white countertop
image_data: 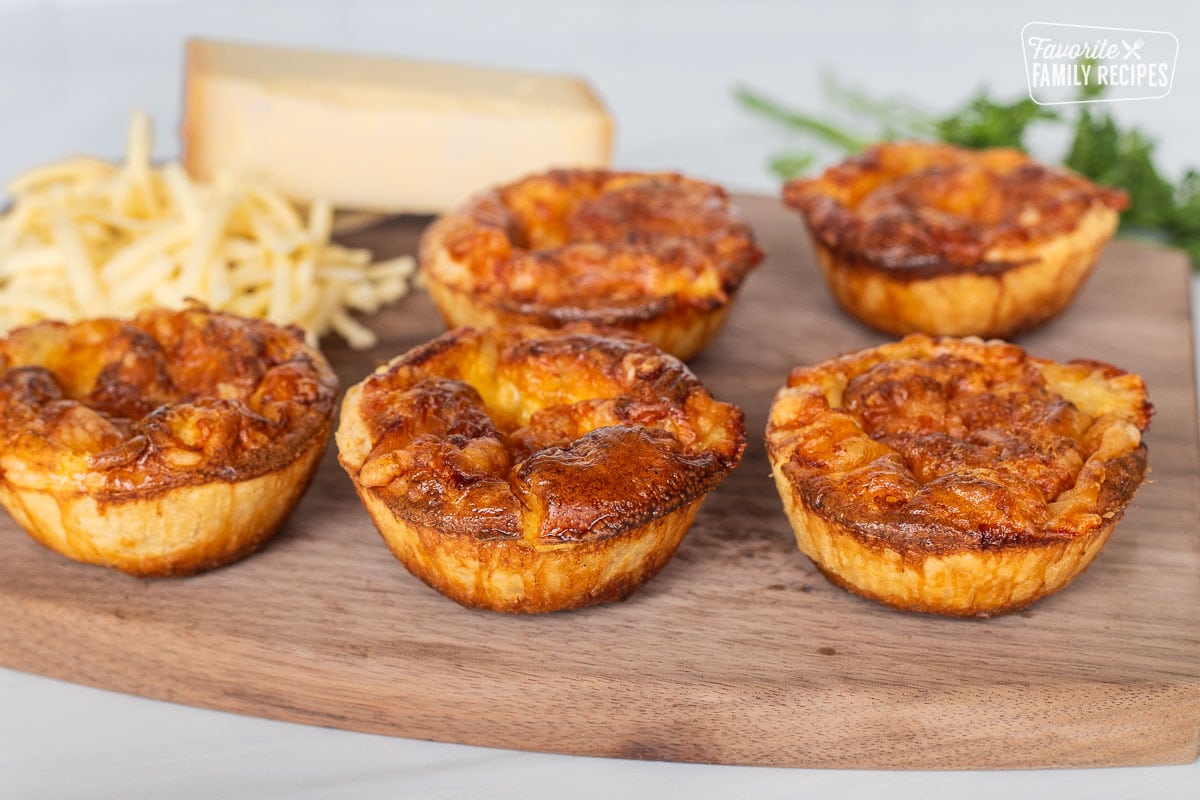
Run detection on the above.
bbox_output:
[2,1,1198,796]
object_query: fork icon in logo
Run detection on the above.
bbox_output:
[1023,22,1176,104]
[1122,38,1146,60]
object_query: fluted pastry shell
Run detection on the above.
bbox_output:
[765,334,1151,616]
[783,142,1128,338]
[337,324,745,612]
[0,306,337,576]
[420,169,763,360]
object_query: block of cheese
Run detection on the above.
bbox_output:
[182,39,614,213]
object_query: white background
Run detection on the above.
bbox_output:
[1,1,1199,797]
[1,0,1198,193]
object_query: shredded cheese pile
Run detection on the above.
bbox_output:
[0,112,414,349]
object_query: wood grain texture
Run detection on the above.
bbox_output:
[1,196,1197,769]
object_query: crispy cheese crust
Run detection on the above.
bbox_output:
[419,169,763,360]
[783,142,1129,338]
[0,306,338,576]
[765,335,1151,616]
[336,325,745,612]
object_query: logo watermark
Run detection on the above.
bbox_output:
[1021,22,1178,105]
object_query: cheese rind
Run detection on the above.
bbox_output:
[182,40,614,213]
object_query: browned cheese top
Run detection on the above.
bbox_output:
[782,141,1129,276]
[421,169,763,323]
[0,306,338,499]
[342,326,746,545]
[766,335,1151,555]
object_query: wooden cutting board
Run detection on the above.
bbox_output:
[1,196,1198,770]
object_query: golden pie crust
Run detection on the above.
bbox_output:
[783,142,1128,338]
[336,325,745,612]
[0,306,337,576]
[765,334,1151,616]
[419,169,763,360]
